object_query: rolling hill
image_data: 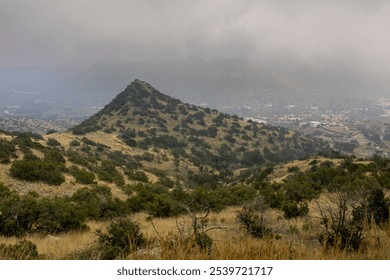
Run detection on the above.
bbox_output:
[70,79,330,184]
[0,79,331,197]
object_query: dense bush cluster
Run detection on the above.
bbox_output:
[10,158,65,185]
[96,219,146,259]
[242,157,389,221]
[0,184,86,236]
[0,183,128,237]
[125,183,257,217]
[0,133,69,185]
[0,138,16,164]
[235,156,390,249]
[69,165,96,185]
[71,185,127,220]
[11,133,44,153]
[93,160,125,187]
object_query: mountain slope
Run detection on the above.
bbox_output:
[71,79,330,181]
[0,80,331,198]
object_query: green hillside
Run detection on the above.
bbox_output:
[71,79,330,182]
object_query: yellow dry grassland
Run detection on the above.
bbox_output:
[0,221,104,259]
[1,203,389,260]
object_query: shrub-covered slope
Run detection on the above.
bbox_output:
[0,80,332,195]
[71,79,330,178]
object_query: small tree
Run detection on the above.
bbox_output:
[237,196,272,238]
[148,200,228,256]
[181,202,214,252]
[316,192,364,251]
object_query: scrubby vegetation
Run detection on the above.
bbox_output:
[1,153,390,259]
[0,183,127,237]
[95,219,146,259]
[70,80,331,183]
[0,138,16,164]
[1,81,390,259]
[10,158,65,185]
[0,240,40,260]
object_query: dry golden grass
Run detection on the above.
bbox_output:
[1,204,390,260]
[0,197,390,260]
[126,206,390,260]
[125,206,390,260]
[0,220,104,259]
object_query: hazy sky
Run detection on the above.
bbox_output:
[1,0,390,95]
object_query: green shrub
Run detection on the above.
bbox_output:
[241,150,264,166]
[237,207,271,238]
[0,240,39,260]
[70,140,80,147]
[66,150,91,166]
[95,161,125,187]
[44,149,65,163]
[46,129,58,135]
[96,218,146,259]
[287,166,300,173]
[47,138,61,147]
[0,184,23,236]
[0,139,16,164]
[150,135,187,149]
[23,153,40,161]
[69,166,96,185]
[120,129,138,147]
[223,134,236,144]
[353,188,389,224]
[0,185,88,236]
[156,176,175,188]
[237,197,272,238]
[10,159,65,185]
[282,202,309,219]
[71,185,128,220]
[146,193,181,217]
[126,170,149,182]
[32,197,88,233]
[11,133,44,153]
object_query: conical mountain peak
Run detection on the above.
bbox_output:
[71,80,329,169]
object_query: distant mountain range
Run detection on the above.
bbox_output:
[0,57,297,101]
[0,58,373,119]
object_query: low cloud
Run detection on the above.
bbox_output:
[1,0,390,97]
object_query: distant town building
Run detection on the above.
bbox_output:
[309,121,321,128]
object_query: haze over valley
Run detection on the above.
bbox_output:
[1,57,389,158]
